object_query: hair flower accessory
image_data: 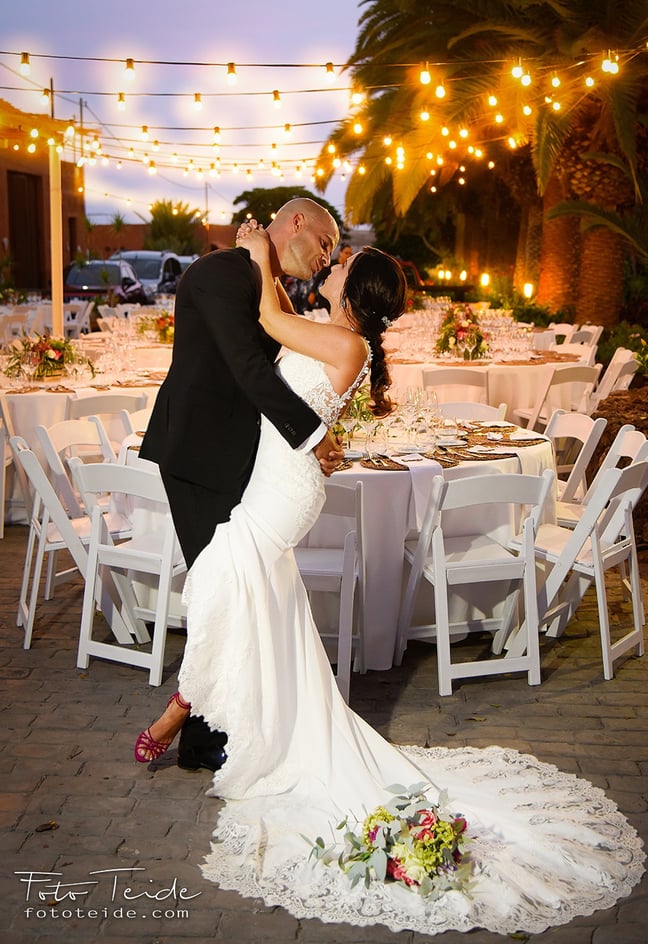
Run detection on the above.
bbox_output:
[382,315,392,328]
[307,783,469,898]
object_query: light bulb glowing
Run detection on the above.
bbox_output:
[193,92,202,109]
[227,62,237,84]
[20,52,30,76]
[272,89,281,107]
[324,61,335,82]
[124,58,135,79]
[419,63,431,85]
[117,92,126,110]
[435,84,446,99]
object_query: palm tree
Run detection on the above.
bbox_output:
[319,0,648,324]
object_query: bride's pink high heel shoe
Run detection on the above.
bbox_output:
[134,692,191,763]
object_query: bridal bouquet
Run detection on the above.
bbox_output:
[436,304,489,360]
[3,334,95,381]
[137,309,175,343]
[309,784,469,896]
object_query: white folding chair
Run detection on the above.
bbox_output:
[67,392,149,452]
[544,409,607,503]
[0,417,11,538]
[421,366,489,404]
[0,393,33,523]
[395,469,554,696]
[571,325,604,347]
[437,401,507,421]
[117,407,153,438]
[548,322,575,343]
[511,461,648,680]
[11,438,132,650]
[294,481,365,703]
[587,348,638,411]
[513,364,602,431]
[71,460,186,686]
[556,425,648,529]
[64,300,93,338]
[35,417,116,519]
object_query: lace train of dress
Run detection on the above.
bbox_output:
[178,351,644,935]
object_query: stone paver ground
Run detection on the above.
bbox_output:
[1,523,646,944]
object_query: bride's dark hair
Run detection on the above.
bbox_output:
[341,247,407,416]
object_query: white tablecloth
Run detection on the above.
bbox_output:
[304,435,555,670]
[389,359,582,422]
[1,381,162,522]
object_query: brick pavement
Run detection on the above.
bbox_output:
[0,522,647,944]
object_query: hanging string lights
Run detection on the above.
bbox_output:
[2,41,642,212]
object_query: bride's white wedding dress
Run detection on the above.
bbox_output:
[178,350,644,935]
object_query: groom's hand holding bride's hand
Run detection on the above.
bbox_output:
[315,430,344,477]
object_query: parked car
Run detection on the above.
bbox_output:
[109,250,183,300]
[177,253,199,273]
[63,259,150,305]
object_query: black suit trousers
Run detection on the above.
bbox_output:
[161,471,244,569]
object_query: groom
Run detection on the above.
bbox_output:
[140,197,342,770]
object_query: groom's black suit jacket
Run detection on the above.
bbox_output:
[140,247,321,557]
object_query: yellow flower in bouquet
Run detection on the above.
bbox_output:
[308,784,469,898]
[137,309,175,343]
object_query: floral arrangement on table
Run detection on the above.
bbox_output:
[137,309,175,343]
[436,304,489,360]
[3,334,95,381]
[308,783,469,897]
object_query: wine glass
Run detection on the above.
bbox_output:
[339,411,357,452]
[358,413,379,459]
[21,350,40,387]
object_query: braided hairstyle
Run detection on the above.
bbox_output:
[341,247,408,416]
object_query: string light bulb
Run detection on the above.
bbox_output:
[512,59,523,79]
[117,92,126,110]
[124,58,135,79]
[140,125,149,140]
[226,62,237,84]
[193,92,202,110]
[435,84,446,99]
[41,88,50,106]
[324,62,335,82]
[272,89,281,108]
[283,123,291,135]
[419,62,431,85]
[20,52,30,76]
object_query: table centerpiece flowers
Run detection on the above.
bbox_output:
[436,304,489,360]
[3,334,95,381]
[308,783,469,897]
[137,309,174,343]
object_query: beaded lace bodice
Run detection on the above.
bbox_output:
[276,347,371,427]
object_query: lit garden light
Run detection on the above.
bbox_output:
[523,282,534,298]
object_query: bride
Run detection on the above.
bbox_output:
[135,225,644,935]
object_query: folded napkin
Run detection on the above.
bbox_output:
[508,431,546,443]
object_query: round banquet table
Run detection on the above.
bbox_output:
[388,355,583,422]
[1,378,163,523]
[302,432,556,671]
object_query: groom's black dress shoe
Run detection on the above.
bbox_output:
[177,714,228,772]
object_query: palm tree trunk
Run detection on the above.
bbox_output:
[575,226,624,327]
[537,173,580,313]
